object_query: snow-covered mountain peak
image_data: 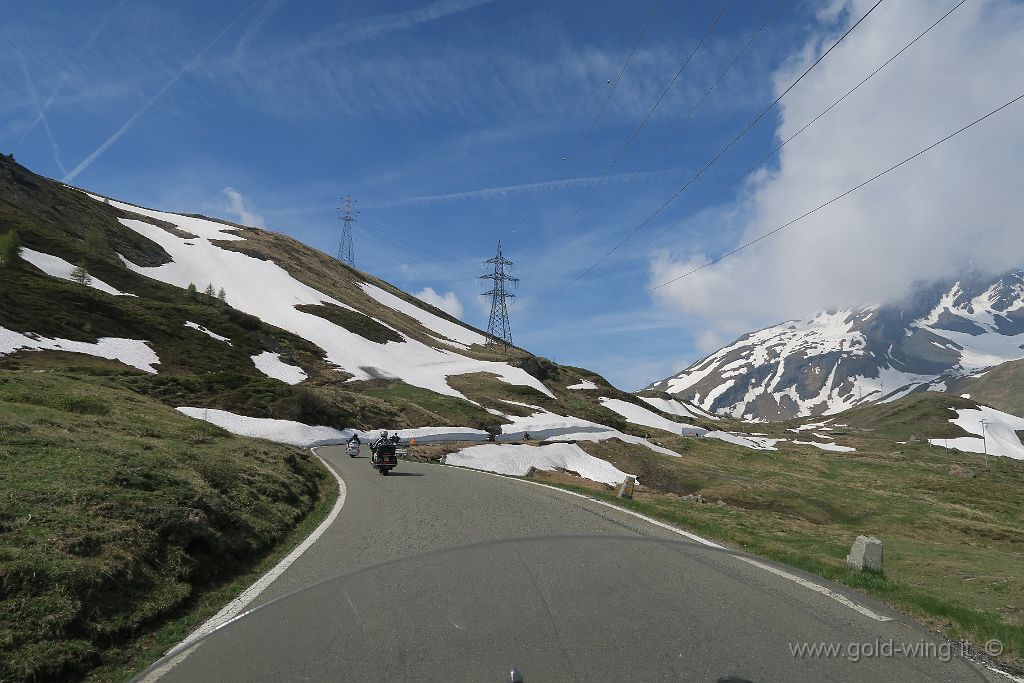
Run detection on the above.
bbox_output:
[648,270,1024,421]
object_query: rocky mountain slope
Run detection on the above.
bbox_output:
[648,270,1024,421]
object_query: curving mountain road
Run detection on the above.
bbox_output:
[140,444,994,682]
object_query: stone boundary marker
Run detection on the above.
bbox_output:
[847,535,884,571]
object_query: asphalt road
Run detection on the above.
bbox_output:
[142,444,995,682]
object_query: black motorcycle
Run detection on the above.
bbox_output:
[369,440,398,475]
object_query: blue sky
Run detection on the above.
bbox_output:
[5,1,1024,389]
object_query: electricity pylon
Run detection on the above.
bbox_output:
[480,241,518,349]
[337,195,357,266]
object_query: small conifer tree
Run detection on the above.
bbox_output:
[187,282,198,300]
[69,264,92,286]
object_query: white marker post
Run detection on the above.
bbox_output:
[979,419,989,469]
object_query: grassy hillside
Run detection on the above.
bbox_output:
[0,370,333,682]
[1,154,702,434]
[948,359,1024,418]
[519,392,1024,669]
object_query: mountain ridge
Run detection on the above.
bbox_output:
[647,269,1024,421]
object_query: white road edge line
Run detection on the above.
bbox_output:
[137,448,347,682]
[440,463,893,623]
[987,665,1024,683]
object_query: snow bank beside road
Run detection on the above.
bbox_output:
[176,408,488,447]
[444,442,633,485]
[177,408,346,447]
[174,405,678,461]
[387,426,489,443]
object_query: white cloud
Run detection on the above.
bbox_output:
[221,187,264,227]
[651,0,1024,338]
[415,287,464,319]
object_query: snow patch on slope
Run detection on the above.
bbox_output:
[444,442,633,486]
[792,440,856,452]
[251,351,307,384]
[0,326,159,372]
[704,431,781,450]
[89,195,246,241]
[20,247,135,296]
[599,397,705,436]
[567,379,597,390]
[498,408,681,457]
[639,396,718,420]
[929,405,1024,460]
[184,321,230,344]
[360,282,486,348]
[105,204,551,400]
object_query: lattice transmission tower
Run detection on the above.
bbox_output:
[479,241,518,348]
[337,195,357,266]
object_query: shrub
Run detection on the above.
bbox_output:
[226,307,261,330]
[0,229,21,268]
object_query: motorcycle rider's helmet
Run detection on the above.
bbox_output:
[380,431,388,439]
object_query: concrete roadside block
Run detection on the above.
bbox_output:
[846,535,883,571]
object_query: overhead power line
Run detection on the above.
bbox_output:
[550,0,734,239]
[359,212,478,262]
[560,0,885,289]
[561,0,663,167]
[648,91,1024,292]
[638,0,787,172]
[637,0,966,251]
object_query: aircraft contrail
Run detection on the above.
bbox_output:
[15,0,127,148]
[64,4,253,183]
[13,43,68,177]
[369,168,687,209]
[292,0,497,59]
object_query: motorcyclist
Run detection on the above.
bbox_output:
[346,433,361,457]
[371,431,388,457]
